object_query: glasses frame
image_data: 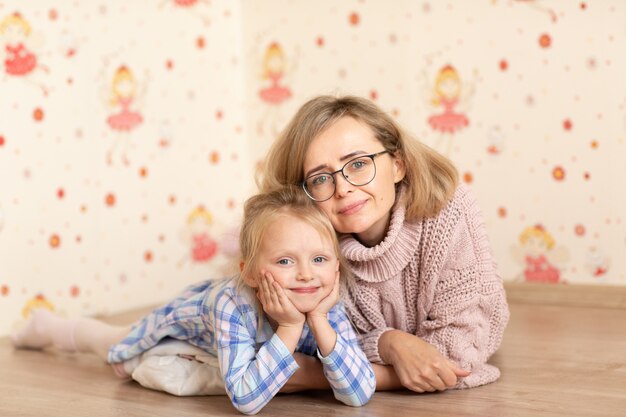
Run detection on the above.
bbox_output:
[301,150,390,202]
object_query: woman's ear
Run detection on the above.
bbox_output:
[392,153,407,184]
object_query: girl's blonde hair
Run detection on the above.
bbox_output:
[238,185,349,289]
[261,95,458,220]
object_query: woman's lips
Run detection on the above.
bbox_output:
[338,200,367,215]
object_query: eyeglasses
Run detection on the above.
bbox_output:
[301,150,390,202]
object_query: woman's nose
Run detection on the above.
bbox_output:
[334,173,354,198]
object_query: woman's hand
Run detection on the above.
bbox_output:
[256,271,305,328]
[379,330,470,393]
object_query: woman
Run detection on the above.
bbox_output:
[261,95,509,392]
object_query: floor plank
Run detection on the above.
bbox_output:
[2,302,625,416]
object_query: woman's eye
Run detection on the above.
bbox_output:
[350,159,368,169]
[312,175,329,186]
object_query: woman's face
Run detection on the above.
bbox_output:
[303,117,405,247]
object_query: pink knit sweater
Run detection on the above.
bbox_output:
[340,184,509,389]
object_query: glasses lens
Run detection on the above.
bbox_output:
[304,173,335,201]
[343,156,375,186]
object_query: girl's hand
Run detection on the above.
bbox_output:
[256,271,305,327]
[379,330,470,393]
[307,271,340,321]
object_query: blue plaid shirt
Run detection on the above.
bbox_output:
[109,276,375,415]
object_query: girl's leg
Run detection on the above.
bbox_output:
[12,309,130,362]
[73,318,131,361]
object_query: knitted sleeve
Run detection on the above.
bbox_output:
[342,284,395,364]
[419,188,509,389]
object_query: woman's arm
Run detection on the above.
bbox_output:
[371,363,404,390]
[377,329,470,392]
[280,353,331,393]
[341,284,465,392]
[417,187,509,389]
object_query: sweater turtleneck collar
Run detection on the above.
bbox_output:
[338,186,422,283]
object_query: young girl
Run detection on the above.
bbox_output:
[12,186,375,415]
[261,95,510,393]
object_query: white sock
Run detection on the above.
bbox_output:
[11,309,77,352]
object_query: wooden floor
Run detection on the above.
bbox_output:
[2,301,626,417]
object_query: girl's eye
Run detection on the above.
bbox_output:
[313,256,326,263]
[277,259,292,265]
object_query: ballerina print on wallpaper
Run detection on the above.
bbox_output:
[178,206,219,267]
[256,42,295,137]
[0,12,49,95]
[511,224,570,284]
[585,246,611,281]
[105,65,145,166]
[486,125,507,156]
[427,64,473,156]
[511,0,558,23]
[161,0,211,25]
[21,294,55,319]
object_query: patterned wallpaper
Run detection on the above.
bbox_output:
[1,0,625,335]
[0,0,249,335]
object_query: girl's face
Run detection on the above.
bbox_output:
[303,117,405,247]
[252,214,339,313]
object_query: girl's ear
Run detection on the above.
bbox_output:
[240,262,259,288]
[392,152,407,184]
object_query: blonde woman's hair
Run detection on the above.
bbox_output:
[238,185,350,290]
[260,95,458,220]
